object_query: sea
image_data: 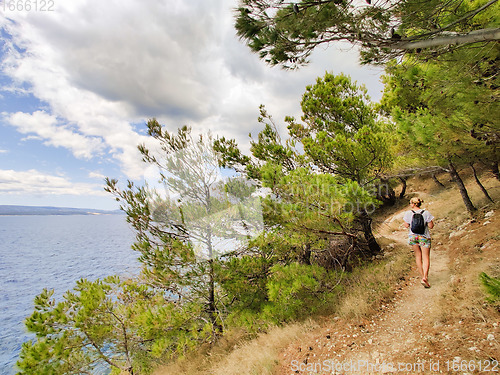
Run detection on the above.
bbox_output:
[0,214,139,375]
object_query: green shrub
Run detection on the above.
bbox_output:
[480,272,500,303]
[262,263,340,322]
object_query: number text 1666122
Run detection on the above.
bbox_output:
[2,0,55,12]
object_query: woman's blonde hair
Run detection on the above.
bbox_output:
[410,197,423,207]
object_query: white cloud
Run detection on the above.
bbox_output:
[1,7,150,178]
[0,0,384,181]
[20,135,43,142]
[0,169,107,196]
[88,171,106,180]
[0,149,8,154]
[5,110,104,159]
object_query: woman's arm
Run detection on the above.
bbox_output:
[428,220,434,229]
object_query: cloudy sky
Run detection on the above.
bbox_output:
[0,0,384,210]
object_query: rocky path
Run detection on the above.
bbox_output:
[276,212,456,374]
[331,247,450,373]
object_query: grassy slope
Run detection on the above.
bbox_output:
[153,170,500,375]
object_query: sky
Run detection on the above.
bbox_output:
[0,0,384,210]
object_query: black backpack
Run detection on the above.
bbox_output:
[411,210,426,235]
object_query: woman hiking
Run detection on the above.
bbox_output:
[403,197,435,288]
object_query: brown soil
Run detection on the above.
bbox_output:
[275,198,500,375]
[153,174,500,375]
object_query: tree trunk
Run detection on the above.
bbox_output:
[206,229,221,335]
[208,258,222,336]
[490,161,500,181]
[387,181,396,205]
[377,179,396,205]
[471,163,494,202]
[399,177,407,199]
[340,237,356,271]
[432,174,445,188]
[299,243,312,265]
[448,161,477,214]
[395,27,500,51]
[358,209,381,255]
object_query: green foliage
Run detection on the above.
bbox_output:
[217,247,276,332]
[216,78,394,190]
[234,0,499,68]
[107,123,267,342]
[480,272,500,303]
[262,263,339,322]
[214,104,303,179]
[215,72,388,260]
[213,72,391,329]
[288,72,393,184]
[224,177,256,201]
[379,52,499,213]
[381,45,499,171]
[16,277,212,374]
[269,167,378,233]
[217,164,380,309]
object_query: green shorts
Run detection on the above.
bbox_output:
[408,235,431,248]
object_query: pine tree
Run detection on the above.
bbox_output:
[287,72,393,254]
[380,49,499,213]
[106,122,262,336]
[16,277,211,374]
[215,75,391,258]
[234,0,500,68]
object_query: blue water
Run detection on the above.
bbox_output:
[0,215,138,374]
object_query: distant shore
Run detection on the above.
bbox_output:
[0,205,123,216]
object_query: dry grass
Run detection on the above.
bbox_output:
[153,323,317,375]
[407,168,499,221]
[437,181,499,319]
[337,243,411,319]
[208,322,317,375]
[153,171,500,374]
[151,328,249,375]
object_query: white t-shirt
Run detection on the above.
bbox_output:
[403,209,434,238]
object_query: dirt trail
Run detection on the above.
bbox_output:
[276,208,455,374]
[328,247,452,373]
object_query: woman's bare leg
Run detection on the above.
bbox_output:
[413,244,423,279]
[421,246,431,283]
